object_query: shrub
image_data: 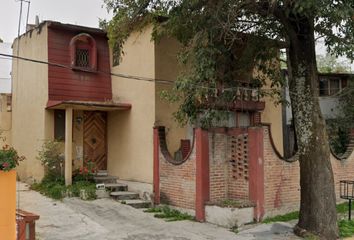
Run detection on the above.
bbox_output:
[0,144,25,171]
[31,179,96,200]
[37,140,64,181]
[73,159,97,182]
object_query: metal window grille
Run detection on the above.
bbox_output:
[340,180,354,220]
[75,48,90,68]
[340,180,354,200]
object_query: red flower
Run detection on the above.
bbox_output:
[2,162,9,168]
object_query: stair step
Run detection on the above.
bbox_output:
[96,170,108,177]
[94,175,118,183]
[121,199,152,209]
[104,183,128,191]
[110,191,139,200]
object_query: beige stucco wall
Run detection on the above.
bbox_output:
[0,94,12,146]
[12,25,49,182]
[108,26,156,183]
[155,36,188,154]
[261,75,284,155]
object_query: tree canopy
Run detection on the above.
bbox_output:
[317,53,352,73]
[103,1,354,239]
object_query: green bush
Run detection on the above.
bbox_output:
[31,179,96,201]
[37,140,64,181]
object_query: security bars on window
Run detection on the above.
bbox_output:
[75,48,90,68]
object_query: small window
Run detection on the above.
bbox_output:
[75,48,90,68]
[329,78,340,95]
[319,78,329,96]
[6,95,11,112]
[319,77,341,96]
[70,33,97,71]
[54,110,65,141]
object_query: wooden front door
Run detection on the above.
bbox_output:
[83,111,107,170]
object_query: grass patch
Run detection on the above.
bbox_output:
[31,178,96,200]
[339,220,354,238]
[144,206,194,221]
[262,202,354,224]
[144,207,162,213]
[262,211,299,223]
[336,202,354,214]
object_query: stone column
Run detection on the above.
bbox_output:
[65,108,73,186]
[195,128,210,222]
[248,127,265,221]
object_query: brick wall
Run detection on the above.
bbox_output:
[209,132,229,202]
[263,126,301,216]
[263,126,354,217]
[159,145,196,209]
[208,129,250,203]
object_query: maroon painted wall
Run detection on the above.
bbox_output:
[47,27,112,102]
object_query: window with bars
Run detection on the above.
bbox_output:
[75,48,90,68]
[70,33,97,71]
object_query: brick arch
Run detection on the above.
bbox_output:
[69,33,97,71]
[263,123,354,163]
[157,126,195,165]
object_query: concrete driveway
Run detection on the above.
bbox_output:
[17,183,300,240]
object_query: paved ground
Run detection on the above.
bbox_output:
[17,182,300,240]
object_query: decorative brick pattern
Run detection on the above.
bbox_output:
[158,124,354,219]
[208,129,250,203]
[230,134,249,180]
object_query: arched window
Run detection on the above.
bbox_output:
[70,33,97,71]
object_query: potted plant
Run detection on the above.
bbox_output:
[0,144,24,240]
[0,144,25,171]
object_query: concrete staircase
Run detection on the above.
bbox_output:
[94,170,151,209]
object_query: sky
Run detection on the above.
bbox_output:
[0,0,352,71]
[0,0,113,43]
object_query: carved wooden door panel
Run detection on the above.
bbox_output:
[83,111,107,170]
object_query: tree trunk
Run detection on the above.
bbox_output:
[286,17,338,239]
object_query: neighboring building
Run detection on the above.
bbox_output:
[0,42,12,145]
[0,42,12,93]
[318,73,353,118]
[283,71,354,157]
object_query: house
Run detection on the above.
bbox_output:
[14,20,354,224]
[12,21,283,188]
[12,21,130,184]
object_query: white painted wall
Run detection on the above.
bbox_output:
[0,43,12,93]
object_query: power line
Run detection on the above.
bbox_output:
[0,52,278,92]
[0,52,351,98]
[0,52,175,85]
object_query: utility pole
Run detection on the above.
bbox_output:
[16,0,31,36]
